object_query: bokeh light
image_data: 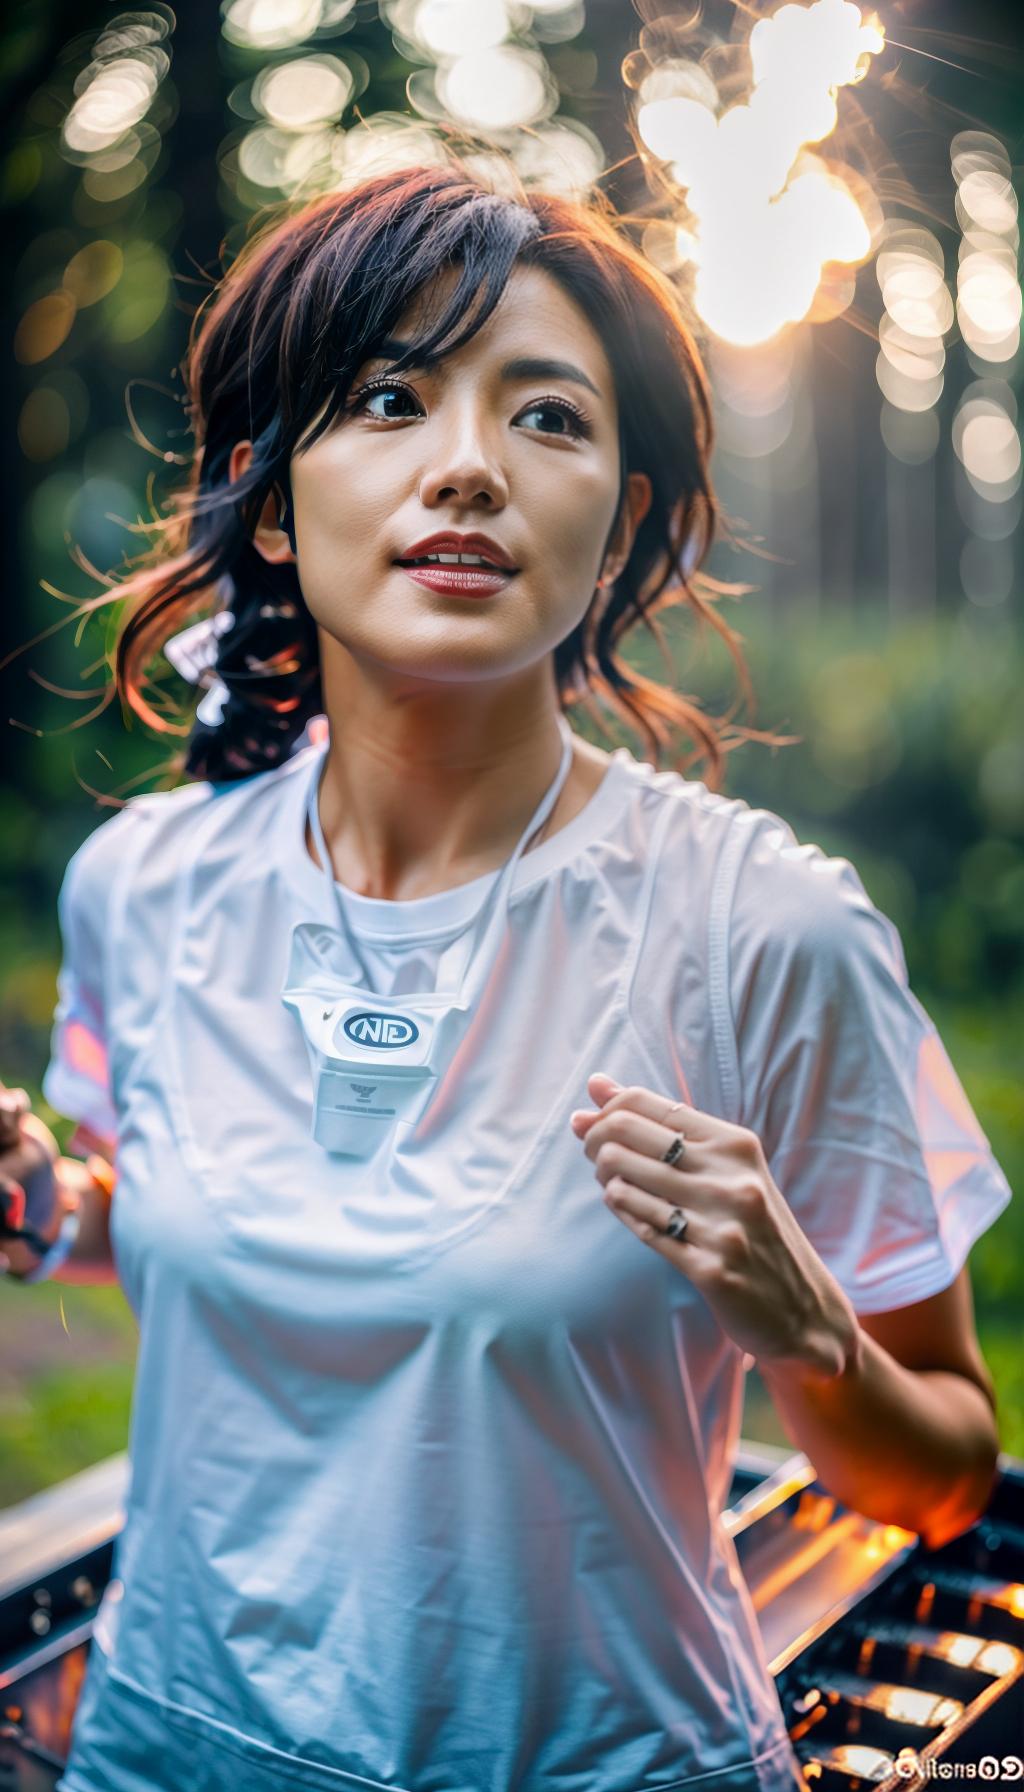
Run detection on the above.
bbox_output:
[252,56,355,130]
[952,131,1021,367]
[63,241,125,306]
[507,121,604,201]
[635,0,884,345]
[954,385,1022,501]
[218,0,591,203]
[14,292,77,365]
[236,123,342,192]
[875,223,951,428]
[415,0,512,57]
[949,130,1021,602]
[221,0,326,51]
[438,47,554,132]
[334,115,452,185]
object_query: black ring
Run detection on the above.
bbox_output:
[661,1134,686,1167]
[664,1206,688,1240]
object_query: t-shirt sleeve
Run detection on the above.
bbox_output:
[727,813,1013,1315]
[41,814,130,1144]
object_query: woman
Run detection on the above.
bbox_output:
[2,161,1012,1792]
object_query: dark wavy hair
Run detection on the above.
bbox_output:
[46,154,796,788]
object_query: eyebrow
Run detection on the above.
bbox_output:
[375,338,604,402]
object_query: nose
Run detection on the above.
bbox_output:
[417,401,509,512]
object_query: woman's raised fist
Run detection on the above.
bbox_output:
[0,1084,63,1276]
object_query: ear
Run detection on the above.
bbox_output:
[228,439,297,566]
[598,472,652,588]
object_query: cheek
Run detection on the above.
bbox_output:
[520,461,618,583]
[294,454,389,548]
[289,453,397,615]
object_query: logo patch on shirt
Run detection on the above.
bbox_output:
[342,1011,420,1049]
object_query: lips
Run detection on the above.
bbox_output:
[395,562,517,600]
[394,530,518,571]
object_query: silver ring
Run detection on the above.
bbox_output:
[664,1206,688,1240]
[661,1133,686,1167]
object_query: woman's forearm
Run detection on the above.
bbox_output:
[758,1327,1001,1551]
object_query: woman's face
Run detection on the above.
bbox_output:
[246,262,650,692]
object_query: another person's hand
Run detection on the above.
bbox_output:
[569,1072,861,1384]
[0,1083,66,1277]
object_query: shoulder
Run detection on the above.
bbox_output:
[616,753,761,874]
[722,801,903,1014]
[609,762,899,1008]
[61,745,317,924]
[732,803,879,935]
[615,761,880,938]
[58,781,207,937]
[619,764,869,976]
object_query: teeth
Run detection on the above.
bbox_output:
[408,552,500,567]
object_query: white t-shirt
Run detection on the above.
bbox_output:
[44,730,1011,1792]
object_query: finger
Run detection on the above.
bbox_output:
[569,1071,627,1139]
[573,1076,702,1141]
[582,1104,705,1172]
[590,1139,708,1217]
[0,1087,30,1144]
[587,1072,621,1102]
[588,1081,714,1143]
[604,1175,710,1271]
[571,1094,702,1146]
[569,1105,602,1138]
[20,1112,59,1161]
[0,1115,24,1151]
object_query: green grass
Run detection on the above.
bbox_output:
[0,1356,136,1507]
[0,1281,137,1506]
[977,1322,1024,1461]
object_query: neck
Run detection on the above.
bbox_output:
[310,644,574,902]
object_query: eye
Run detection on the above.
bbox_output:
[516,396,593,441]
[349,378,422,422]
[347,378,593,441]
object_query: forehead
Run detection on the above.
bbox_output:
[389,262,611,391]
